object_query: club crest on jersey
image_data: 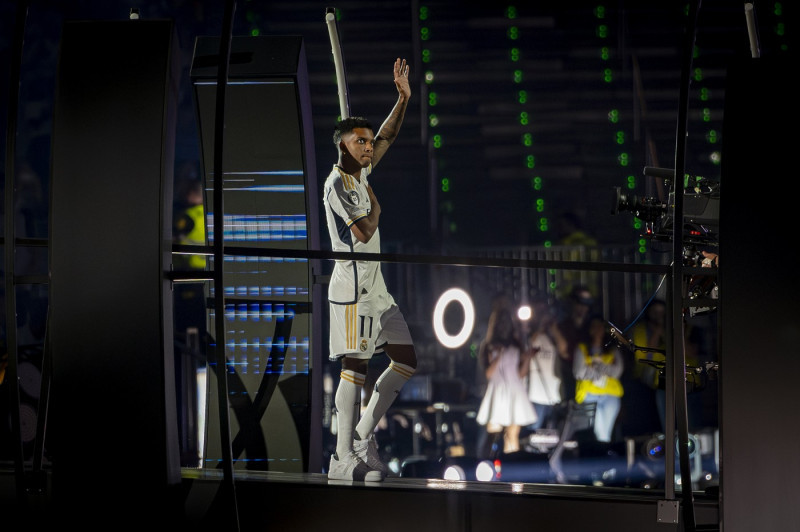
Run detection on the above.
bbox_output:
[360,339,368,352]
[348,190,360,205]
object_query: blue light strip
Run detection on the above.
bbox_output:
[206,213,307,241]
[222,255,308,263]
[223,286,309,297]
[224,303,295,322]
[220,171,305,176]
[195,80,295,85]
[237,185,305,192]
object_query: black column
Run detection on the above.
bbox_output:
[719,52,799,532]
[48,19,181,527]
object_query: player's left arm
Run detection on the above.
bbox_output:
[372,58,410,168]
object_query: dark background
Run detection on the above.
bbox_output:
[3,0,789,257]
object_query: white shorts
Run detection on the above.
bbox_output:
[329,293,413,360]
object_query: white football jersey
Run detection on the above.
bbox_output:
[323,164,389,304]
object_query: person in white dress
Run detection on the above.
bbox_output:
[477,303,538,455]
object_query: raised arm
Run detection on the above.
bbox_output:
[371,58,411,168]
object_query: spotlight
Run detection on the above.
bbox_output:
[443,465,466,481]
[433,288,475,348]
[475,460,497,482]
[517,304,532,321]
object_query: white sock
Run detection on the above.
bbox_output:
[335,369,364,459]
[355,361,415,440]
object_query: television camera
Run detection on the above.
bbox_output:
[612,166,719,247]
[612,166,720,315]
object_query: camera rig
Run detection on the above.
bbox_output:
[612,166,719,247]
[612,166,720,316]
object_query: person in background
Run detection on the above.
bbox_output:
[628,298,705,433]
[555,285,595,406]
[573,314,624,443]
[629,298,667,432]
[526,293,566,431]
[476,302,538,457]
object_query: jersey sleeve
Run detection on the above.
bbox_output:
[330,172,369,227]
[330,179,368,227]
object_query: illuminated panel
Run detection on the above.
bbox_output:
[191,36,320,473]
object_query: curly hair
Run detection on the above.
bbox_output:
[333,116,373,145]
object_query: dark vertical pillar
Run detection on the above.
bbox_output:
[48,19,181,527]
[719,52,799,532]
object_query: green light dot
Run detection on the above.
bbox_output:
[449,222,457,233]
[595,5,606,19]
[251,28,260,36]
[429,114,439,127]
[419,6,429,20]
[597,25,608,38]
[508,27,519,40]
[604,68,613,82]
[601,46,610,60]
[425,71,434,83]
[513,70,523,83]
[608,109,619,123]
[506,6,517,19]
[618,152,629,166]
[694,67,703,81]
